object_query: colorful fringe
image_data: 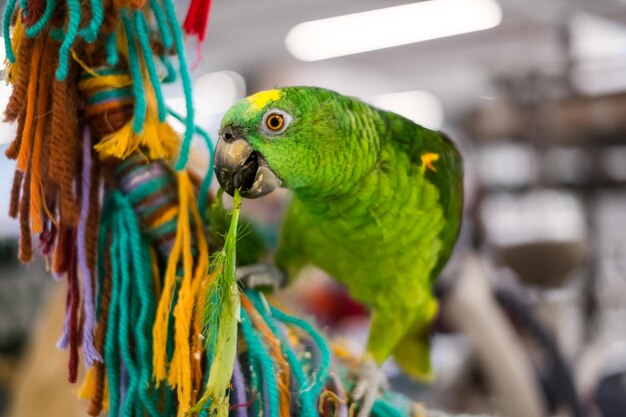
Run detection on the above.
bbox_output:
[3,1,427,416]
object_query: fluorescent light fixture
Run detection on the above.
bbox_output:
[285,0,502,61]
[570,13,626,61]
[371,90,443,130]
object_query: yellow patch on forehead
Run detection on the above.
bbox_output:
[246,89,281,111]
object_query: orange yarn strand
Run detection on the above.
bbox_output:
[241,294,292,417]
[16,37,42,173]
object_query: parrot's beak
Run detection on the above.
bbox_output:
[214,126,281,198]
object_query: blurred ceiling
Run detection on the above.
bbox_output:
[191,0,626,122]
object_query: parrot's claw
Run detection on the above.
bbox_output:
[236,263,287,292]
[351,358,386,417]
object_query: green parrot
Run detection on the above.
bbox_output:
[214,86,463,380]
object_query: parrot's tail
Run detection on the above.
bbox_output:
[391,298,439,382]
[392,334,434,382]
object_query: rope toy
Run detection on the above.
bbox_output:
[3,1,428,416]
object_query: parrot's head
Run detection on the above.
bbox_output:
[215,86,377,198]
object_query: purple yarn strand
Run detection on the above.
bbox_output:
[232,357,249,417]
[120,360,128,414]
[331,372,349,417]
[56,303,71,349]
[78,130,102,366]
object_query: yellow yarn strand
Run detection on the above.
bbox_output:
[149,206,178,228]
[167,172,195,415]
[70,49,101,78]
[93,82,179,160]
[152,180,185,384]
[5,14,23,83]
[78,367,98,400]
[78,74,133,90]
[94,28,178,161]
[150,247,162,298]
[189,180,211,402]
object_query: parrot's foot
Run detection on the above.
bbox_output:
[236,263,287,292]
[351,358,388,417]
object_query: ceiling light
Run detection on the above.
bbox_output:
[285,0,502,62]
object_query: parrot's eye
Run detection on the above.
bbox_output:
[261,109,291,135]
[267,114,284,130]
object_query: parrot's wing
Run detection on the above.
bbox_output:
[385,114,464,283]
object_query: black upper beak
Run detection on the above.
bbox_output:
[214,126,281,198]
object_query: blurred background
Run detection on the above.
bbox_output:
[1,0,626,416]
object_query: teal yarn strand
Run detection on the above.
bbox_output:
[115,215,140,417]
[372,400,406,417]
[240,309,280,417]
[160,0,194,170]
[106,32,119,66]
[270,306,332,399]
[55,0,81,80]
[246,345,263,416]
[78,0,103,42]
[247,292,317,417]
[150,0,172,49]
[119,199,160,417]
[159,55,176,83]
[2,0,17,63]
[49,28,63,41]
[102,192,161,417]
[126,175,173,204]
[121,10,147,134]
[24,0,56,37]
[166,106,214,214]
[103,212,122,417]
[135,12,166,122]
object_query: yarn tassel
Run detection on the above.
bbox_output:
[91,17,178,161]
[168,172,210,415]
[182,0,212,43]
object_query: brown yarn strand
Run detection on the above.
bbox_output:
[18,169,33,262]
[67,238,80,383]
[5,37,33,122]
[4,113,25,159]
[88,240,112,417]
[49,78,80,226]
[28,36,56,235]
[85,149,100,273]
[52,227,73,275]
[22,0,45,25]
[9,170,23,219]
